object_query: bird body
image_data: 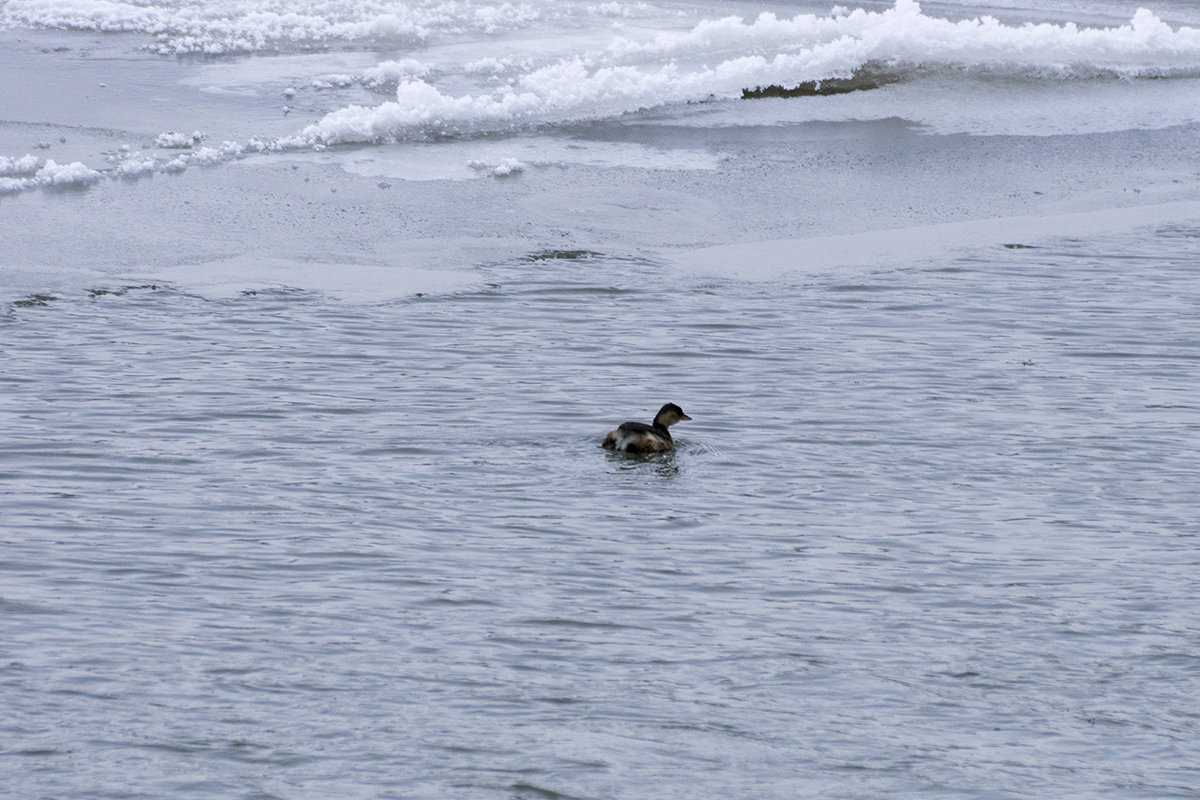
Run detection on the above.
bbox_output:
[602,403,692,454]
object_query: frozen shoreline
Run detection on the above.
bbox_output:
[2,21,1200,298]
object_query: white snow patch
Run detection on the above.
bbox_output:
[469,157,526,177]
[363,59,432,87]
[155,131,205,148]
[0,158,102,193]
[0,140,262,195]
[0,154,42,176]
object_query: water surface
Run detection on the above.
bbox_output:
[4,229,1199,798]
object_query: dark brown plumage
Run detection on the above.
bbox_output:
[602,403,692,453]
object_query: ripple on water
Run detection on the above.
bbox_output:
[3,233,1200,799]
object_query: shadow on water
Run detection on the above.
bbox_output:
[522,249,605,262]
[12,293,59,308]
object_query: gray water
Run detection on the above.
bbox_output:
[4,227,1200,799]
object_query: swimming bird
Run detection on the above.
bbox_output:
[602,403,692,454]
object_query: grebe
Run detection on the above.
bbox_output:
[602,403,692,454]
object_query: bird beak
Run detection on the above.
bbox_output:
[680,413,692,421]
